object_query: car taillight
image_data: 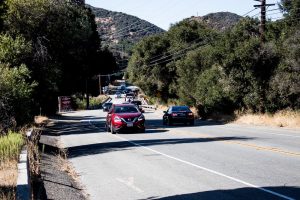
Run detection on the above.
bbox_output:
[114,116,122,122]
[172,113,178,117]
[188,113,194,116]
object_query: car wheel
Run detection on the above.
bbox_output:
[140,128,145,133]
[106,123,111,132]
[168,118,173,126]
[111,123,116,134]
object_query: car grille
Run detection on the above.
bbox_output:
[123,117,137,122]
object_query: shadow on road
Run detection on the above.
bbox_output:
[43,115,106,136]
[145,119,224,130]
[67,136,253,159]
[144,186,300,200]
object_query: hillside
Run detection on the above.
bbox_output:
[88,5,242,69]
[87,5,165,68]
[190,12,242,31]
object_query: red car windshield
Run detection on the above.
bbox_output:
[114,106,139,113]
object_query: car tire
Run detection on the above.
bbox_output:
[140,129,145,133]
[190,120,194,126]
[111,123,116,134]
[106,123,111,132]
[168,118,173,126]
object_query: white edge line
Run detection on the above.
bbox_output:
[114,135,295,200]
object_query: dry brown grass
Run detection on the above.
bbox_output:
[34,116,49,125]
[234,110,300,128]
[0,161,17,200]
[57,150,82,189]
[0,161,18,187]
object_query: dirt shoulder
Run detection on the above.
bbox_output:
[39,117,88,200]
[40,152,86,200]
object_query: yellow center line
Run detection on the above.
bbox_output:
[164,128,300,157]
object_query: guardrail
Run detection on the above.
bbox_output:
[140,104,157,110]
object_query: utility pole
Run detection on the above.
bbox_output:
[254,0,275,42]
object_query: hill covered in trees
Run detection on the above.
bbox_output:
[89,6,243,69]
[88,5,165,68]
[126,0,300,117]
[190,12,242,31]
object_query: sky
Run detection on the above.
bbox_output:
[85,0,282,30]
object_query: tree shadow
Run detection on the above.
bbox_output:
[67,136,253,159]
[43,115,106,136]
[50,114,106,121]
[145,119,224,130]
[143,186,300,200]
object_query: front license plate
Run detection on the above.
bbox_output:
[127,122,133,127]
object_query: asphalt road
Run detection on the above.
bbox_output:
[59,96,300,200]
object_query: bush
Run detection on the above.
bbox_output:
[0,64,36,134]
[74,96,109,110]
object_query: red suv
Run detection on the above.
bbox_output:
[106,104,145,134]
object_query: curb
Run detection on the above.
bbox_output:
[16,148,30,200]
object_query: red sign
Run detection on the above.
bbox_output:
[58,96,73,112]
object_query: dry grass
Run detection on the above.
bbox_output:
[57,148,81,187]
[0,161,17,200]
[56,150,88,198]
[0,161,18,187]
[234,110,300,128]
[34,116,49,125]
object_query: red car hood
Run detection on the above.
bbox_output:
[115,113,141,118]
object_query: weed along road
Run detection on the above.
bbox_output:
[58,97,300,200]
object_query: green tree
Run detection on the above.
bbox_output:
[268,29,300,110]
[0,64,35,133]
[0,34,31,66]
[4,0,114,113]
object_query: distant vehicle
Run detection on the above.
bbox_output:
[106,104,145,134]
[131,100,142,106]
[125,92,135,103]
[125,92,135,98]
[131,100,144,113]
[163,106,194,126]
[102,102,113,112]
[120,85,126,90]
[123,89,132,94]
[115,91,122,98]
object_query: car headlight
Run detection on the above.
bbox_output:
[138,115,145,121]
[114,116,122,122]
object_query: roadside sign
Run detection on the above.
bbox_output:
[58,96,73,112]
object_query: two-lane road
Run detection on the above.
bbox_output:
[58,97,300,200]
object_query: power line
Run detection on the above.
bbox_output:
[146,37,202,63]
[104,21,141,37]
[267,11,283,16]
[148,41,203,65]
[251,11,261,18]
[133,40,208,68]
[242,8,259,17]
[146,44,210,68]
[113,24,159,39]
